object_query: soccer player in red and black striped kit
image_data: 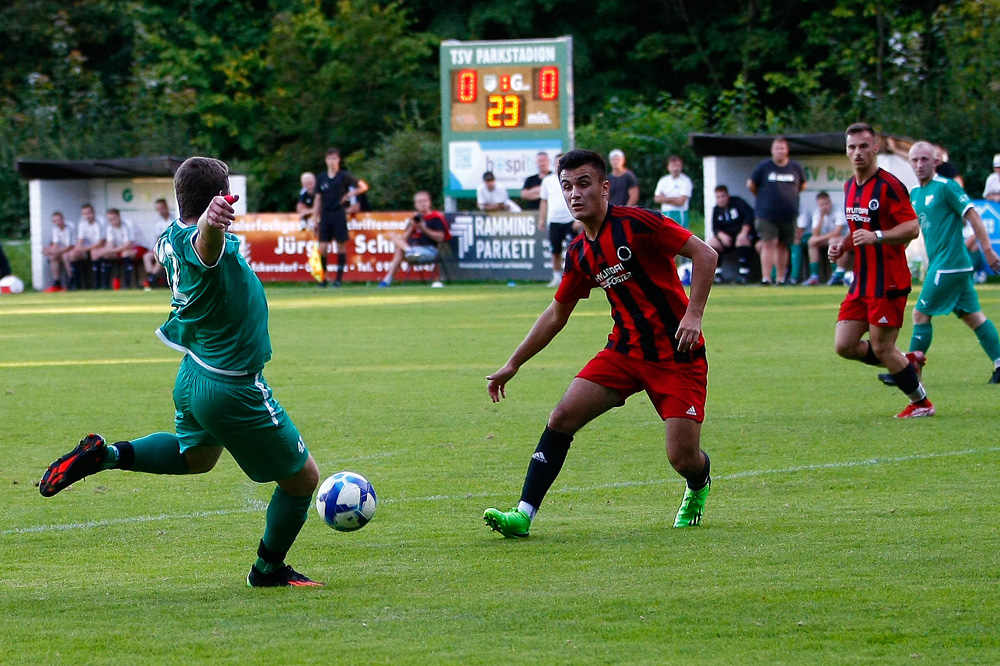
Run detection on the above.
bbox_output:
[483,149,718,537]
[829,123,933,418]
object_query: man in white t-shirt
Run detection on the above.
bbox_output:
[538,154,576,287]
[65,203,105,289]
[801,191,849,285]
[653,155,693,228]
[476,171,521,212]
[43,211,76,291]
[983,154,1000,203]
[144,198,174,290]
[91,208,136,288]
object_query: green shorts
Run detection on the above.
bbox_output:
[173,355,309,483]
[915,269,981,317]
[664,210,690,229]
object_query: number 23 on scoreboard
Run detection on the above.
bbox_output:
[486,95,521,128]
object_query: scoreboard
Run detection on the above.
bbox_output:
[440,37,574,200]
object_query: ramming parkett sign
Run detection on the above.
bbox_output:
[445,211,552,280]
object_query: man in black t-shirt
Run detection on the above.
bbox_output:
[747,137,806,284]
[607,149,639,206]
[312,148,369,287]
[296,172,316,231]
[520,152,552,211]
[707,185,757,284]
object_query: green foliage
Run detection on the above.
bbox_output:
[576,94,706,209]
[347,127,443,210]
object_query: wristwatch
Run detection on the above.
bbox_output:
[874,230,884,243]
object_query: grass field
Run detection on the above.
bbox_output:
[2,283,999,664]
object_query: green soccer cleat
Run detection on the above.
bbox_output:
[673,479,711,528]
[483,507,531,538]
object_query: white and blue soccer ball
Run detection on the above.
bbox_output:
[316,472,377,532]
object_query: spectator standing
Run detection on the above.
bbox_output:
[312,148,369,287]
[748,137,807,285]
[934,149,964,188]
[983,154,1000,203]
[65,203,105,289]
[144,198,174,290]
[520,152,552,211]
[378,191,449,288]
[296,172,316,230]
[654,155,694,228]
[829,122,932,418]
[708,185,756,284]
[538,153,577,287]
[607,149,639,206]
[43,211,75,291]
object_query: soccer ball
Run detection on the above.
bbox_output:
[315,472,377,532]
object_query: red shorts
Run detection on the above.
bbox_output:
[576,348,708,422]
[837,295,907,328]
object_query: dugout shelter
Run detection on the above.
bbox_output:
[16,156,247,291]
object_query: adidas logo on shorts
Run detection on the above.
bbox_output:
[686,406,698,416]
[878,316,889,324]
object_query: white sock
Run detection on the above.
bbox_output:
[517,501,536,520]
[552,270,561,281]
[382,275,392,285]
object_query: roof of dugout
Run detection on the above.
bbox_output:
[690,132,851,157]
[15,156,185,180]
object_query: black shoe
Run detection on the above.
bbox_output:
[877,372,897,386]
[990,368,1000,384]
[331,280,342,288]
[713,273,723,284]
[39,433,108,497]
[247,564,323,588]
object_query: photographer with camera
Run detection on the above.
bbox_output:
[378,191,449,288]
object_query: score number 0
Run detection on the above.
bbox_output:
[486,94,521,128]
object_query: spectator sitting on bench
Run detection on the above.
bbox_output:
[90,208,136,288]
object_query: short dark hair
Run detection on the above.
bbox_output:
[326,147,340,157]
[155,198,167,205]
[845,122,875,138]
[482,171,495,181]
[557,149,607,181]
[714,185,729,194]
[174,157,230,220]
[668,154,683,164]
[816,191,831,200]
[52,211,64,219]
[107,208,121,216]
[81,203,94,210]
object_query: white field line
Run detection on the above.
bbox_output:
[5,446,997,536]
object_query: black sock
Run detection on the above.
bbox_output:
[336,253,346,281]
[892,363,924,398]
[114,441,135,469]
[862,341,881,366]
[737,246,752,270]
[519,427,573,509]
[686,451,711,491]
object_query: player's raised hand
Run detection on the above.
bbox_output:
[201,193,239,230]
[487,364,518,402]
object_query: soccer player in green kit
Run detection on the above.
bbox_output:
[879,141,1000,386]
[40,157,323,587]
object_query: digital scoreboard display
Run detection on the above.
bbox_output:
[449,65,562,132]
[440,37,573,198]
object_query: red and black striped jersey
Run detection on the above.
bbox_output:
[555,205,702,362]
[843,168,916,299]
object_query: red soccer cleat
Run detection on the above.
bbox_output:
[39,433,109,497]
[895,398,935,419]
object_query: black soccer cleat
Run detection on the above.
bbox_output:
[877,372,896,386]
[39,433,109,497]
[990,368,1000,384]
[247,564,324,588]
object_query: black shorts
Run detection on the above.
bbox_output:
[548,222,576,255]
[319,210,348,243]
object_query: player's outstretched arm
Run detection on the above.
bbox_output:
[487,298,576,402]
[676,235,717,352]
[966,209,1000,272]
[195,194,238,265]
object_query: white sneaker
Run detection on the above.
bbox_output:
[546,277,561,288]
[430,280,444,288]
